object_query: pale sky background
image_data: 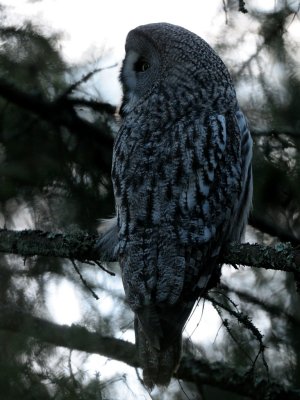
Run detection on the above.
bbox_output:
[1,0,289,105]
[2,1,299,398]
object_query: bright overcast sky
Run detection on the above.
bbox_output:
[2,0,224,60]
[2,0,284,103]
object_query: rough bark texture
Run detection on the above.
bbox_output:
[0,229,299,286]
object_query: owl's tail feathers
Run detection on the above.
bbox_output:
[135,317,181,389]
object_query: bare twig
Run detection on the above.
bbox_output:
[71,259,99,300]
[60,64,118,99]
[206,293,268,374]
[94,260,116,276]
[220,283,300,326]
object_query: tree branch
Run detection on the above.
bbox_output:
[223,242,298,273]
[0,228,99,261]
[59,64,118,99]
[0,306,138,367]
[223,241,300,290]
[0,306,298,399]
[0,228,299,286]
[0,77,114,149]
[249,214,300,246]
[251,129,300,139]
[177,357,300,400]
[220,283,300,326]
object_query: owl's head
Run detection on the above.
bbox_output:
[120,22,234,116]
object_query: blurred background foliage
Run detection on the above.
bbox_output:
[0,0,300,399]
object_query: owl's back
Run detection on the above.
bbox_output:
[104,22,253,388]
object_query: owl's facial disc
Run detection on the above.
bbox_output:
[120,37,161,115]
[121,50,153,91]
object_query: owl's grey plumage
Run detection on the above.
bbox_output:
[98,22,252,388]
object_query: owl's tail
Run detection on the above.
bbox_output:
[135,317,181,389]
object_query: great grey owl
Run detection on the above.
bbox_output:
[98,22,252,388]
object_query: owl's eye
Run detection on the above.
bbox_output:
[134,58,150,72]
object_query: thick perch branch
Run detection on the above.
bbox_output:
[0,229,98,261]
[0,229,299,282]
[0,306,299,399]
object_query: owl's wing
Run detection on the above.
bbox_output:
[229,110,253,242]
[173,110,252,249]
[169,111,252,290]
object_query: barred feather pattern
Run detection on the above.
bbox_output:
[103,23,253,388]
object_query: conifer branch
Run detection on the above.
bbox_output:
[0,229,299,288]
[0,306,299,399]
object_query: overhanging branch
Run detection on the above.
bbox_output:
[0,306,137,367]
[0,306,298,400]
[0,77,114,149]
